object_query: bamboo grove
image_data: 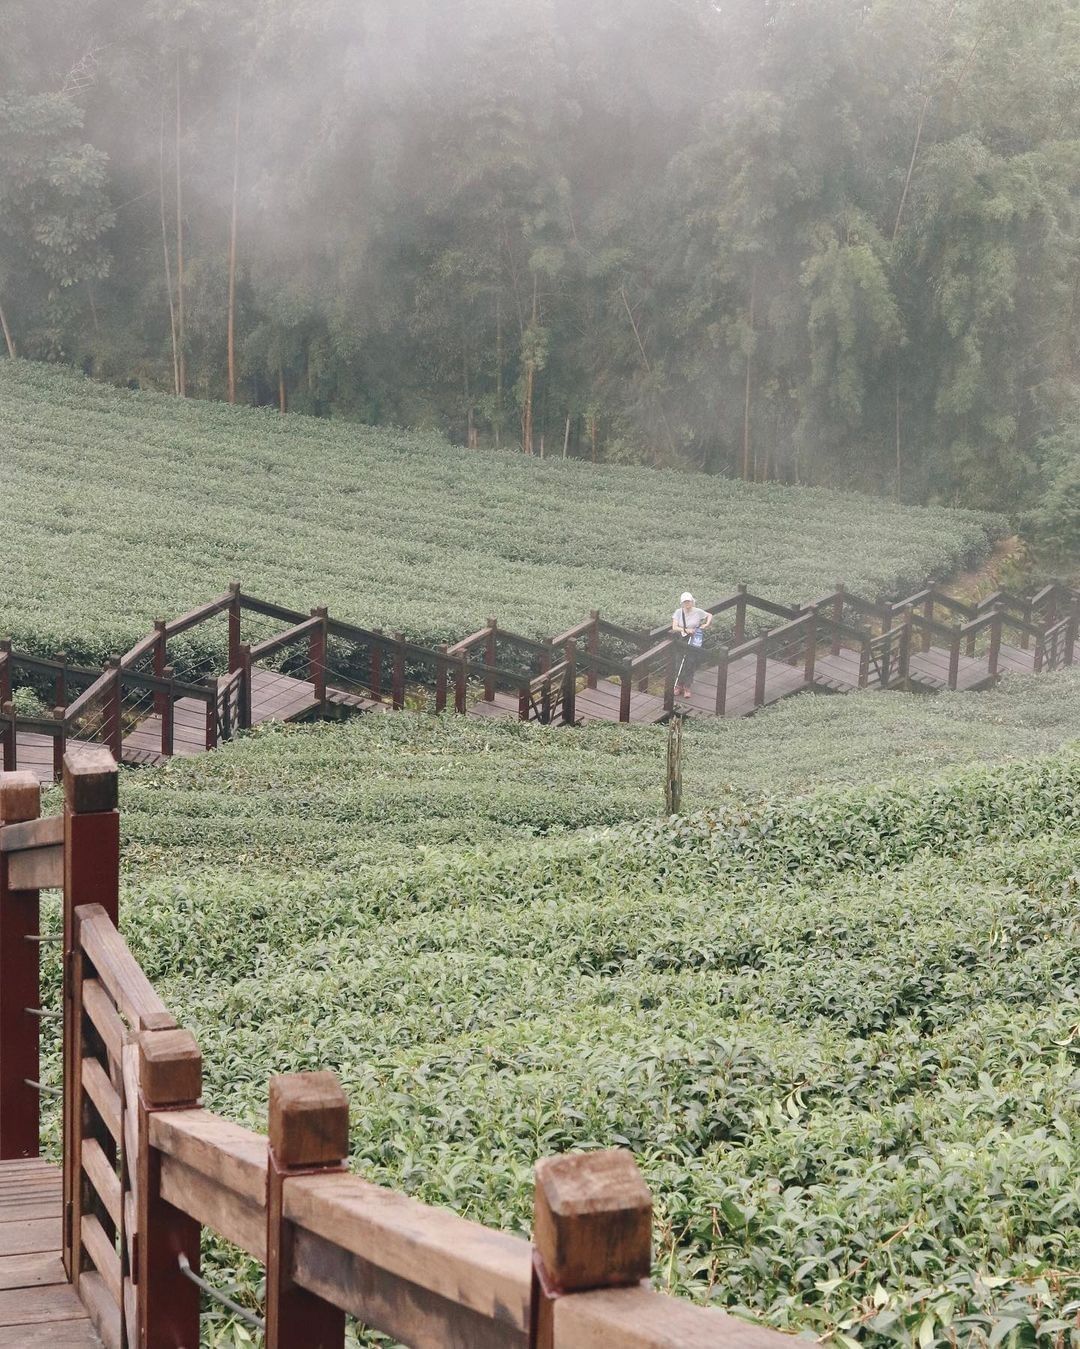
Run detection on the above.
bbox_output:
[4,0,1080,542]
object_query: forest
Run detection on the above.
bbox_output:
[3,0,1080,530]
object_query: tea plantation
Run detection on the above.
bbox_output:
[32,680,1080,1348]
[0,360,1005,663]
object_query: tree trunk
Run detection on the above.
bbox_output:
[742,263,757,481]
[521,364,535,455]
[175,55,187,397]
[159,99,179,395]
[227,84,241,405]
[278,366,287,415]
[0,300,16,359]
[620,285,678,461]
[494,293,503,448]
[895,363,902,499]
[521,273,538,455]
[563,414,571,459]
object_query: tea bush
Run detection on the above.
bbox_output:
[35,701,1080,1347]
[0,361,1004,664]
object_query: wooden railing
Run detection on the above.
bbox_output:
[0,752,791,1348]
[4,579,1080,775]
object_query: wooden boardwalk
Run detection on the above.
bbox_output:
[4,581,1077,783]
[0,1162,100,1346]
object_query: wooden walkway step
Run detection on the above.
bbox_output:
[0,1161,101,1346]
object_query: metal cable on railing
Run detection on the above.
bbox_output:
[177,1255,266,1333]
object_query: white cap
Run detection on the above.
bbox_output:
[680,592,694,603]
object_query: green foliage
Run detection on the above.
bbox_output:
[31,692,1080,1345]
[0,360,1003,664]
[6,0,1080,506]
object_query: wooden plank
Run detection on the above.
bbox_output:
[82,1059,121,1144]
[556,1286,790,1347]
[81,1215,122,1307]
[0,1219,59,1256]
[284,1171,531,1332]
[0,816,62,854]
[0,1200,61,1223]
[149,1109,267,1212]
[6,846,63,892]
[77,911,174,1036]
[0,1251,67,1290]
[0,1321,101,1346]
[82,1140,121,1231]
[0,1283,88,1326]
[159,1154,266,1261]
[82,982,126,1076]
[292,1227,527,1349]
[79,1267,120,1349]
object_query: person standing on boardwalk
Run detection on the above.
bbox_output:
[671,592,712,698]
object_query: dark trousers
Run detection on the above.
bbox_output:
[678,643,698,688]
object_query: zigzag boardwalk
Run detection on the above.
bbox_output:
[2,580,1077,783]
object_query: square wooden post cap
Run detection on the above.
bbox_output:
[138,1028,202,1108]
[269,1072,349,1169]
[533,1148,652,1292]
[0,771,41,824]
[63,748,119,814]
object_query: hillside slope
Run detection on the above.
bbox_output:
[1,361,1004,661]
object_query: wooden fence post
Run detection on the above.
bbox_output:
[229,581,243,672]
[734,584,748,644]
[0,770,43,1160]
[948,624,961,690]
[204,686,218,752]
[161,667,175,757]
[754,640,767,707]
[831,583,844,657]
[619,665,632,723]
[485,619,498,703]
[563,643,577,726]
[454,656,468,716]
[0,641,10,709]
[310,608,328,712]
[153,622,168,718]
[370,630,383,703]
[266,1072,349,1349]
[435,645,449,714]
[586,612,600,691]
[0,700,13,773]
[1067,602,1079,667]
[52,707,66,781]
[136,1028,202,1349]
[803,611,817,687]
[239,643,253,731]
[713,647,729,717]
[392,633,406,712]
[54,651,69,709]
[63,749,120,1280]
[899,607,913,689]
[663,644,676,715]
[530,1149,652,1349]
[107,659,123,760]
[988,607,1003,682]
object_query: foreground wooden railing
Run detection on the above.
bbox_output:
[0,752,791,1348]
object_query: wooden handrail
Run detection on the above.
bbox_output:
[248,616,322,663]
[163,591,235,638]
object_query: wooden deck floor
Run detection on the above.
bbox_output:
[9,638,1051,780]
[0,1161,100,1346]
